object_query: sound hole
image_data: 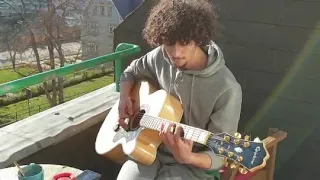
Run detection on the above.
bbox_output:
[129,109,146,130]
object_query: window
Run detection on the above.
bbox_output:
[95,44,98,53]
[108,24,116,36]
[107,4,112,17]
[93,3,97,15]
[100,3,104,16]
[87,41,98,53]
[85,22,90,31]
[86,22,97,33]
[90,22,97,30]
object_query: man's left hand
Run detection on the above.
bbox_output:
[159,123,194,164]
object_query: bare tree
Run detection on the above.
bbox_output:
[0,16,25,70]
[0,0,89,107]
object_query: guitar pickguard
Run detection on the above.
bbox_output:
[113,127,144,143]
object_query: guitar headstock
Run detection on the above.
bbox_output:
[206,132,270,174]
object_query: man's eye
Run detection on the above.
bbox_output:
[180,41,190,46]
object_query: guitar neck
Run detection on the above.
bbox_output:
[138,114,270,173]
[140,114,212,145]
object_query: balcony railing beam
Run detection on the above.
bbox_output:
[0,43,140,96]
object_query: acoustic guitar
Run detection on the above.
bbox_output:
[95,81,269,174]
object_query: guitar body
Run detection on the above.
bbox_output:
[95,81,184,166]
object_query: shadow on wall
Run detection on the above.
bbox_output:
[113,0,320,179]
[212,1,320,179]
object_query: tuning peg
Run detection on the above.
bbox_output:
[244,135,250,141]
[230,162,237,169]
[234,132,242,139]
[228,152,234,157]
[234,139,240,145]
[239,167,248,174]
[243,141,250,147]
[224,135,231,142]
[237,156,243,162]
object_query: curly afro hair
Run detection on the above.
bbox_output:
[142,0,220,47]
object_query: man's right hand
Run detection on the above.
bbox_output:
[118,97,134,130]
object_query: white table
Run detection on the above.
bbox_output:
[0,164,83,180]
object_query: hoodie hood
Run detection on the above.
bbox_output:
[162,41,225,77]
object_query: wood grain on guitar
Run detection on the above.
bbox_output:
[95,81,270,174]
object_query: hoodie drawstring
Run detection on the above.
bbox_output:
[188,75,195,124]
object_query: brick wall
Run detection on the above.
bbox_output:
[114,0,320,179]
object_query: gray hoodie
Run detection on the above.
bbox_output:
[120,41,242,172]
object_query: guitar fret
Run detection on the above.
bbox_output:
[195,129,201,142]
[186,128,194,140]
[151,117,157,129]
[183,126,190,139]
[155,119,160,130]
[151,117,157,130]
[156,120,161,130]
[148,117,152,128]
[193,129,200,142]
[150,117,156,130]
[183,125,198,142]
[198,131,210,144]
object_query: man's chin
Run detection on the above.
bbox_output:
[170,60,186,69]
[173,64,187,70]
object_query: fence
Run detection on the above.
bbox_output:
[0,92,86,125]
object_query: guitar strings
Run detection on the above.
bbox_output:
[136,112,237,145]
[135,113,252,169]
[142,114,206,141]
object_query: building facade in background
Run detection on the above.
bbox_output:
[0,0,125,64]
[81,0,122,61]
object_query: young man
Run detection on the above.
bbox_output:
[117,0,242,179]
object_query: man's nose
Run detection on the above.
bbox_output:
[170,46,182,57]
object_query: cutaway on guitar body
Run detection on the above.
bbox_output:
[95,81,184,166]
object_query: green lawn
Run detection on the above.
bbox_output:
[0,74,114,125]
[0,66,110,102]
[0,67,37,84]
[0,66,105,84]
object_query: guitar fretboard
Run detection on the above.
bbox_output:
[140,114,211,145]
